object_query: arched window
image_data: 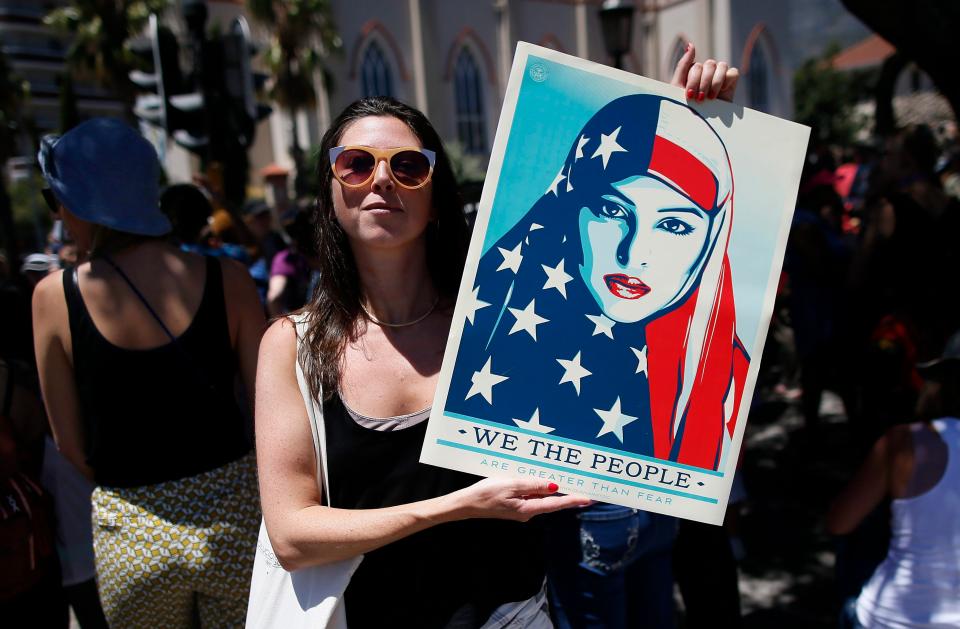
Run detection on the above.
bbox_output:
[748,44,769,111]
[453,48,487,155]
[360,41,393,99]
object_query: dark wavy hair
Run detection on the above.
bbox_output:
[300,97,469,400]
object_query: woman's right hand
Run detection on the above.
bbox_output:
[671,42,740,102]
[445,477,592,522]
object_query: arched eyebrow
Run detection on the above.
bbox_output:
[601,192,635,209]
[658,207,704,217]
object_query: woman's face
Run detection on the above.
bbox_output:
[332,115,434,253]
[578,176,711,323]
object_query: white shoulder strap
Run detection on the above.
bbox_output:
[292,313,330,501]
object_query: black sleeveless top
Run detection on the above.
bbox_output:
[323,394,545,628]
[64,256,251,487]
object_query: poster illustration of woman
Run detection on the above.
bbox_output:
[446,92,747,472]
[422,44,808,519]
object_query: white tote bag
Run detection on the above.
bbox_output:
[246,316,363,628]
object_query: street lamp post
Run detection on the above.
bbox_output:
[598,0,636,70]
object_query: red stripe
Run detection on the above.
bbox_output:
[647,135,717,210]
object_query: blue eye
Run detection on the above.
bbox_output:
[657,217,694,235]
[592,203,628,220]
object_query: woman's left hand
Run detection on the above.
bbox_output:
[671,42,739,103]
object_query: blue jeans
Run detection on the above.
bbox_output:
[545,504,677,629]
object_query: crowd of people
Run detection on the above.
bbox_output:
[0,39,958,629]
[768,115,960,627]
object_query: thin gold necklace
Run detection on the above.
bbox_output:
[359,295,440,328]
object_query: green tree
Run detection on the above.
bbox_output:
[793,44,871,146]
[44,0,170,114]
[445,142,487,187]
[246,0,341,194]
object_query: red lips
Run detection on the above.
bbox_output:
[604,273,650,300]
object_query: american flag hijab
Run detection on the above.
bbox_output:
[448,94,749,471]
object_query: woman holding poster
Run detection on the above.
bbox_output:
[447,91,747,473]
[254,44,737,628]
[254,98,586,628]
[440,47,746,628]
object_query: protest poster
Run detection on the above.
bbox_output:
[421,42,810,524]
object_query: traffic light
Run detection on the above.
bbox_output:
[129,13,207,153]
[174,0,211,154]
[129,14,182,130]
[128,8,274,208]
[222,16,272,149]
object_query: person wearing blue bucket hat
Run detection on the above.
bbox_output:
[39,117,172,240]
[32,117,265,627]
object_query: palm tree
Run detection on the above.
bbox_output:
[44,0,170,114]
[246,0,341,192]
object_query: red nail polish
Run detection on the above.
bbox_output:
[548,482,559,492]
[686,88,694,99]
[697,92,705,102]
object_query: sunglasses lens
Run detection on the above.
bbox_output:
[334,149,376,185]
[390,150,432,187]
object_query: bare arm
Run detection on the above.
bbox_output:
[221,258,266,417]
[256,319,589,571]
[826,430,899,535]
[32,271,94,481]
[265,275,288,317]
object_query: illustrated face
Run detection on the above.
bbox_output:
[332,115,434,253]
[578,176,712,323]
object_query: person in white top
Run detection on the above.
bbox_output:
[827,330,960,629]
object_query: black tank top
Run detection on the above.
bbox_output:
[64,256,251,487]
[323,394,545,628]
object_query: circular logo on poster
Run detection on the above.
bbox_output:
[529,63,548,83]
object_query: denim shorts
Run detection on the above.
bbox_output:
[546,504,678,629]
[577,503,676,575]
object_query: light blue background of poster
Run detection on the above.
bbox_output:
[480,55,788,354]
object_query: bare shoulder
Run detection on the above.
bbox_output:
[216,256,266,342]
[255,317,308,440]
[219,254,249,281]
[32,269,67,323]
[219,256,258,294]
[32,269,75,377]
[33,268,64,299]
[884,424,914,456]
[260,316,299,360]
